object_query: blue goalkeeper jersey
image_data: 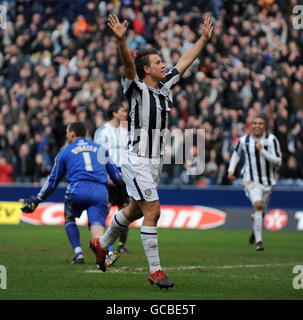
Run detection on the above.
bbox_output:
[36,138,121,202]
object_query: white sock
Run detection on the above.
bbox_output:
[100,210,130,249]
[141,226,161,273]
[74,246,83,258]
[253,210,263,243]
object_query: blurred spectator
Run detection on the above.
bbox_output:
[289,81,303,113]
[280,155,302,179]
[14,143,34,183]
[0,124,9,154]
[33,153,52,186]
[0,156,14,184]
[294,138,303,179]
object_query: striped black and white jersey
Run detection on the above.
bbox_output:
[123,67,180,158]
[228,132,282,186]
[94,122,128,168]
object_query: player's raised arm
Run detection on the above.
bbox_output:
[227,141,242,180]
[175,15,213,77]
[107,14,136,80]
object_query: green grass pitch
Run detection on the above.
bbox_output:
[0,224,302,300]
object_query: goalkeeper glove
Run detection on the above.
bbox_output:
[21,196,40,213]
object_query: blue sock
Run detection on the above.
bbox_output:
[65,221,82,257]
[108,245,114,257]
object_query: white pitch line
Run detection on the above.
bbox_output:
[85,262,302,273]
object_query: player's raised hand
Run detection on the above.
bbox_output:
[201,15,213,41]
[107,15,127,40]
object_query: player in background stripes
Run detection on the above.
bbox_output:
[89,14,213,289]
[94,103,131,258]
[227,115,282,251]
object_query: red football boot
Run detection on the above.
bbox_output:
[148,269,174,289]
[89,238,108,272]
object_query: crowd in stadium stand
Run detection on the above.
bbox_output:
[0,0,302,187]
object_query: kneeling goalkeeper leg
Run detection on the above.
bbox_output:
[65,219,83,262]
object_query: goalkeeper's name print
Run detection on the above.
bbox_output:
[0,265,7,290]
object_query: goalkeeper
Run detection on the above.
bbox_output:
[21,121,127,267]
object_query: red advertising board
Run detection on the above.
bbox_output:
[19,203,227,230]
[264,209,288,231]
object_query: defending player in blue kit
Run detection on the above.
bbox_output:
[21,122,126,266]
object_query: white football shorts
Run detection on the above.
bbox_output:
[243,181,274,210]
[121,154,163,202]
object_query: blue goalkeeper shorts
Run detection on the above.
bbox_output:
[64,181,109,227]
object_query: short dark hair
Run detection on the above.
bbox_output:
[135,48,159,80]
[107,103,123,120]
[253,114,268,129]
[253,114,267,123]
[68,121,87,137]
